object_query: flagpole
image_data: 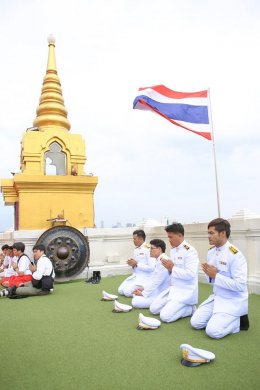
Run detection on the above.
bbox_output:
[208,88,221,217]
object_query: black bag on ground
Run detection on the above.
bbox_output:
[32,269,54,291]
[41,275,54,290]
[32,278,41,288]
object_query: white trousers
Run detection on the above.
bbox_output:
[132,295,155,309]
[190,299,240,339]
[118,277,136,297]
[150,292,193,322]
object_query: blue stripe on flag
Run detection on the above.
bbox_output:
[133,96,209,124]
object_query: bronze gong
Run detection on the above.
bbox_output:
[36,226,89,282]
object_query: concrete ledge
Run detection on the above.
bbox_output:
[1,219,260,294]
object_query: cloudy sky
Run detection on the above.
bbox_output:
[0,0,260,231]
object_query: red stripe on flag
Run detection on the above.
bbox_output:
[138,85,208,99]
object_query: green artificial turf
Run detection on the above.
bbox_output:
[1,275,259,390]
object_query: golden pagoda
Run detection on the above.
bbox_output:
[1,36,98,230]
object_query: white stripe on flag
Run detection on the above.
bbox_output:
[136,88,208,106]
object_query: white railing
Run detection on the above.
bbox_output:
[1,218,259,293]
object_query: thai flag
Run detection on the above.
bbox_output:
[133,85,212,140]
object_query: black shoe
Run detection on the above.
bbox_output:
[97,272,101,283]
[92,271,101,284]
[8,285,17,297]
[85,277,93,283]
[240,314,249,330]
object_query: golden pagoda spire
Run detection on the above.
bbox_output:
[33,35,71,131]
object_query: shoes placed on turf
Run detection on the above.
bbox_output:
[8,285,17,297]
[92,271,101,284]
[240,314,250,330]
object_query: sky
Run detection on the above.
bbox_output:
[0,0,260,231]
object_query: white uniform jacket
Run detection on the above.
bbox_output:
[168,240,199,305]
[128,243,156,285]
[202,241,248,316]
[142,254,170,299]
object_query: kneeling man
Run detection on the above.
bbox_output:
[118,230,155,297]
[132,239,170,309]
[190,218,248,339]
[150,223,199,322]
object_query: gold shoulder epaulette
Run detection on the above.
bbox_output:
[183,244,190,250]
[229,246,238,254]
[144,244,150,249]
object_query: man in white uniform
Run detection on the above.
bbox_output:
[191,218,249,339]
[118,230,155,297]
[132,239,170,309]
[150,223,199,322]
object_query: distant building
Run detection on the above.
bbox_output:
[112,222,122,228]
[126,223,136,227]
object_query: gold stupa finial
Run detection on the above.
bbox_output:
[33,35,71,131]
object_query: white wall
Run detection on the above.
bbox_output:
[1,218,259,293]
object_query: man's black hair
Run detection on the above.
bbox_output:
[133,229,146,241]
[32,244,46,252]
[1,244,9,251]
[165,222,184,236]
[208,218,231,239]
[13,242,25,252]
[150,239,166,253]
